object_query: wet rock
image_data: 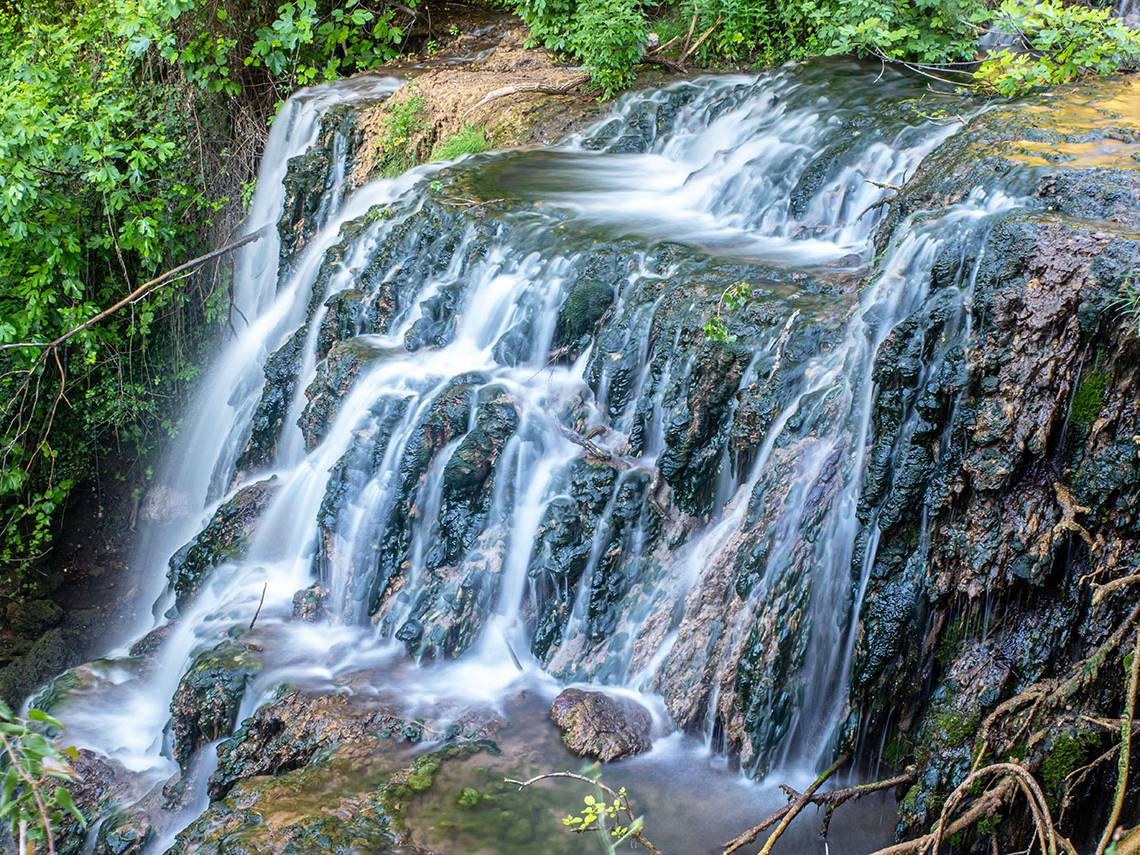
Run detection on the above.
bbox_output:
[278,104,369,274]
[170,640,259,769]
[128,622,175,658]
[299,337,376,450]
[550,276,615,362]
[550,688,652,761]
[208,689,405,799]
[845,77,1140,847]
[292,584,330,622]
[366,373,483,618]
[233,325,306,475]
[431,385,519,568]
[5,598,64,636]
[166,477,278,610]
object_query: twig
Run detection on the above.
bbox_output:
[681,16,721,63]
[249,581,268,630]
[505,771,660,853]
[1095,628,1140,855]
[865,178,903,192]
[755,754,846,855]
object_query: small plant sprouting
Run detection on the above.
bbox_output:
[1109,275,1140,339]
[562,787,646,845]
[704,280,752,344]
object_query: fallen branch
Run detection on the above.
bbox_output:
[249,581,268,630]
[559,425,637,470]
[865,178,903,192]
[505,771,660,854]
[0,226,269,355]
[464,74,591,117]
[720,755,892,855]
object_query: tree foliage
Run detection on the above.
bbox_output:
[506,0,1140,97]
[0,0,415,598]
[975,0,1140,95]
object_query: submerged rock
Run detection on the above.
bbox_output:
[550,687,652,761]
[291,584,330,622]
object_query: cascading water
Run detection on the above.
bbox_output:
[39,60,1031,852]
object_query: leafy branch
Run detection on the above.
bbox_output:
[0,703,84,855]
[504,770,660,854]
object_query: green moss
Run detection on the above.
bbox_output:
[934,708,981,749]
[975,812,1003,836]
[431,123,489,162]
[406,760,439,793]
[1069,370,1109,429]
[1041,730,1103,787]
[457,787,481,807]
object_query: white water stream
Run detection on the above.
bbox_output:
[39,62,1027,853]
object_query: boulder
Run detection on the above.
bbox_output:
[550,688,652,761]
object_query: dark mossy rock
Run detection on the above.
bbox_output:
[208,689,405,800]
[5,598,64,636]
[844,76,1140,848]
[299,337,378,450]
[550,277,615,362]
[170,639,259,768]
[365,373,484,618]
[528,461,618,659]
[277,104,369,275]
[233,325,306,475]
[550,687,652,761]
[0,627,76,709]
[166,478,278,610]
[177,735,487,854]
[431,385,519,568]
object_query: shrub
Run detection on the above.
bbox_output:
[431,123,490,161]
[975,0,1140,96]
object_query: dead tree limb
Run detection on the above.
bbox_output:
[0,226,269,355]
[720,754,886,855]
[464,74,591,117]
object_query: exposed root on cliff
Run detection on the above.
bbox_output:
[1094,626,1140,855]
[973,601,1140,773]
[869,761,1079,855]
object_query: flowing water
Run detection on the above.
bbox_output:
[38,61,1029,852]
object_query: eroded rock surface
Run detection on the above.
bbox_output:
[550,687,652,761]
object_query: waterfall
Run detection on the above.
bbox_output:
[41,60,1029,847]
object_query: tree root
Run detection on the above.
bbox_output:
[1052,481,1100,552]
[1095,626,1140,855]
[973,602,1140,771]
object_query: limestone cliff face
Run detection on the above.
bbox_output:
[848,78,1140,846]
